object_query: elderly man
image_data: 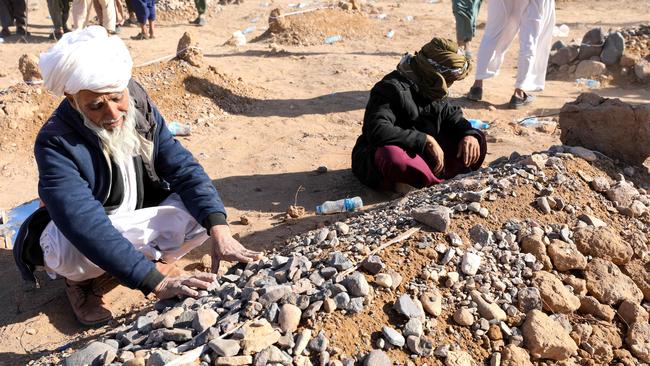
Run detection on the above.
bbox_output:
[13,26,261,326]
[352,38,487,191]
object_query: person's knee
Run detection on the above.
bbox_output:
[375,145,411,173]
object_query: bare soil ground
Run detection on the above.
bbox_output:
[0,0,649,364]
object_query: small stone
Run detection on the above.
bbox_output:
[517,287,542,313]
[403,318,423,338]
[147,350,179,366]
[567,146,598,162]
[328,252,353,271]
[536,197,551,214]
[547,239,587,271]
[577,214,607,227]
[453,308,474,326]
[335,222,350,235]
[64,342,116,366]
[590,176,610,192]
[522,310,578,361]
[460,252,481,276]
[18,54,42,83]
[323,298,336,313]
[501,345,533,366]
[278,304,302,333]
[575,60,607,78]
[374,273,393,289]
[487,324,502,341]
[240,215,250,225]
[447,232,462,246]
[469,224,492,245]
[585,258,643,305]
[394,294,424,319]
[412,205,452,232]
[444,351,474,366]
[532,271,580,313]
[333,292,351,308]
[382,326,405,347]
[406,336,433,356]
[618,299,649,325]
[193,308,218,333]
[471,290,506,321]
[579,296,615,321]
[420,290,442,317]
[626,322,650,362]
[208,339,242,357]
[573,226,633,265]
[364,350,392,366]
[361,256,384,275]
[215,355,253,366]
[601,32,625,65]
[342,272,369,297]
[241,319,282,354]
[308,331,328,352]
[293,329,312,355]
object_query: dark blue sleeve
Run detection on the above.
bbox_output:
[35,136,163,293]
[150,104,228,228]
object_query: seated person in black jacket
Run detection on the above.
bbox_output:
[352,38,487,190]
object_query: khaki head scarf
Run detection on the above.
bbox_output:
[409,37,471,101]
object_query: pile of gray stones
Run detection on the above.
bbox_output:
[39,144,650,366]
[548,24,650,82]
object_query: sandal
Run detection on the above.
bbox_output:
[508,92,535,109]
[130,32,149,40]
[467,86,483,101]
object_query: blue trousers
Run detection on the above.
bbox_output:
[131,0,155,24]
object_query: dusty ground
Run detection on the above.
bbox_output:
[0,0,649,364]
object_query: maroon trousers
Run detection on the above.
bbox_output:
[374,133,487,190]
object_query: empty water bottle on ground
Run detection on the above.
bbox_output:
[575,78,600,89]
[386,30,395,39]
[316,197,363,215]
[324,35,342,44]
[468,118,490,129]
[519,117,540,127]
[168,121,191,136]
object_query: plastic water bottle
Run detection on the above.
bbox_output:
[468,118,490,129]
[316,197,363,215]
[575,78,600,89]
[519,117,540,127]
[386,30,395,39]
[404,15,414,22]
[167,121,191,136]
[242,26,256,34]
[324,35,342,44]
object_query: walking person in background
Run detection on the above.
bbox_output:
[130,0,155,39]
[92,0,117,34]
[189,0,206,26]
[466,0,555,109]
[47,0,71,39]
[71,0,92,30]
[452,0,482,58]
[0,0,28,36]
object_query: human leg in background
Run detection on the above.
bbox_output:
[190,0,206,25]
[452,0,482,57]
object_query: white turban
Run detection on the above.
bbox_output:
[39,26,133,97]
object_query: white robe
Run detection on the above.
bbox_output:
[474,0,556,91]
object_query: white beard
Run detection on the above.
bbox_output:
[79,97,141,163]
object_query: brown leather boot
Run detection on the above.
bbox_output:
[64,277,114,327]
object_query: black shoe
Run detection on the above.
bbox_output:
[16,26,28,36]
[189,16,200,24]
[467,86,483,101]
[1,28,10,37]
[508,92,535,109]
[63,26,72,33]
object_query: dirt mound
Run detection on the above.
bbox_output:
[155,0,222,23]
[31,144,650,366]
[259,7,378,46]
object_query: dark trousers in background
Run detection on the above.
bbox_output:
[47,0,70,29]
[131,0,154,23]
[194,0,205,15]
[0,0,27,29]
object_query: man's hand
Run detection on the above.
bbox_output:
[153,272,217,299]
[209,225,263,274]
[425,135,445,176]
[457,135,481,167]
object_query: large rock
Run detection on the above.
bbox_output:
[176,32,203,67]
[549,45,579,66]
[501,345,533,366]
[578,27,605,60]
[601,32,625,65]
[589,323,623,364]
[411,205,452,232]
[559,93,650,165]
[622,260,650,301]
[547,239,587,271]
[241,319,282,354]
[520,234,552,270]
[522,310,578,361]
[444,351,475,366]
[364,350,392,366]
[531,271,580,313]
[575,60,606,78]
[584,258,643,305]
[64,342,116,366]
[18,54,42,84]
[573,226,633,265]
[635,60,650,82]
[627,322,650,362]
[606,180,639,207]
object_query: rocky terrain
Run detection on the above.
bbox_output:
[27,139,650,366]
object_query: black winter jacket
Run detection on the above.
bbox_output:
[351,71,482,188]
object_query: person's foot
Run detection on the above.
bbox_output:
[49,30,63,40]
[197,16,206,26]
[508,91,535,109]
[65,276,114,326]
[1,27,10,37]
[63,26,71,33]
[467,86,483,101]
[16,26,28,36]
[130,32,149,40]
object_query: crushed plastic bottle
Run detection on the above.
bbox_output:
[167,121,192,136]
[404,15,414,22]
[575,78,601,89]
[316,197,363,215]
[324,35,342,44]
[376,13,387,20]
[552,24,570,37]
[242,26,256,34]
[519,117,540,127]
[386,30,395,39]
[468,118,490,129]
